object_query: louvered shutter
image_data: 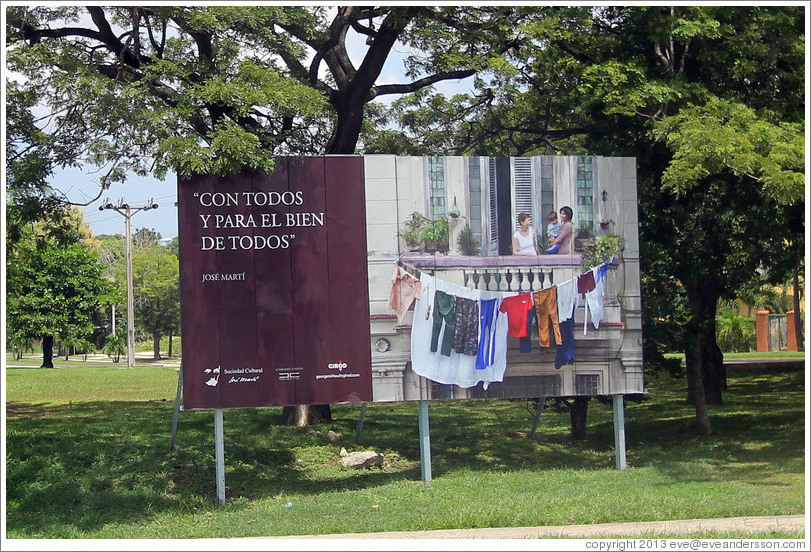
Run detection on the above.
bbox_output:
[488,157,499,255]
[512,157,534,229]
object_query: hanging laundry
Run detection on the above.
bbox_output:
[476,298,500,370]
[430,290,456,357]
[577,270,596,294]
[411,274,509,390]
[556,278,579,323]
[520,307,536,353]
[533,287,561,348]
[555,314,577,369]
[452,296,480,356]
[387,264,421,325]
[584,264,608,333]
[498,293,534,337]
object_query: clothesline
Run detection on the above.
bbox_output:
[387,257,615,390]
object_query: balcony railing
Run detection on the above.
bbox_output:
[401,253,589,293]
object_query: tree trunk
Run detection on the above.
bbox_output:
[41,335,54,368]
[570,397,590,440]
[280,404,334,426]
[168,330,174,357]
[326,104,365,154]
[683,276,722,435]
[153,333,162,360]
[701,332,726,405]
[684,341,712,436]
[792,265,803,351]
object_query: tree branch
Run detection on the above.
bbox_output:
[372,69,477,99]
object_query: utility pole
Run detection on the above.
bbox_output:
[99,198,159,369]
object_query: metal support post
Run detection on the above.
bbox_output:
[354,402,368,444]
[612,394,627,470]
[169,367,183,450]
[529,395,546,440]
[418,400,432,482]
[214,409,226,505]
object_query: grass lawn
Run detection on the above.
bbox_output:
[4,357,806,539]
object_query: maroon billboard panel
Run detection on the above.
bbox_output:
[178,157,372,410]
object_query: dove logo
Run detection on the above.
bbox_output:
[203,365,221,387]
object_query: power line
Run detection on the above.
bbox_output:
[98,197,159,369]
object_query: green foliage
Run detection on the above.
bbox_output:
[5,240,115,348]
[398,211,430,248]
[131,243,180,358]
[4,82,66,247]
[580,234,624,270]
[102,327,127,363]
[653,97,805,205]
[715,307,756,353]
[422,217,449,244]
[457,224,480,256]
[7,5,523,183]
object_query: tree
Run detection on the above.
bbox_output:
[131,242,180,360]
[384,6,804,435]
[6,239,114,368]
[7,6,519,180]
[98,230,181,360]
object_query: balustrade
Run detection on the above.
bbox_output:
[401,253,585,293]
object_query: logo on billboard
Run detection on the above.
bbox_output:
[316,361,360,380]
[204,365,221,387]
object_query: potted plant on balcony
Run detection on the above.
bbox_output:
[581,234,624,269]
[399,211,429,252]
[434,217,450,254]
[421,217,449,254]
[458,223,480,256]
[574,222,594,252]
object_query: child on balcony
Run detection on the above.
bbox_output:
[545,210,562,254]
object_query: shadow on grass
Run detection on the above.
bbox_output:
[5,369,805,536]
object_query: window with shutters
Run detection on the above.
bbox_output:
[469,374,561,399]
[467,157,483,247]
[430,381,454,400]
[512,157,534,228]
[487,157,499,255]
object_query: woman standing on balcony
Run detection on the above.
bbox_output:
[513,212,539,255]
[549,206,573,254]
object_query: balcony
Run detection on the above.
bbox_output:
[400,253,620,293]
[368,252,640,401]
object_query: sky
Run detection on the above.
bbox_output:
[57,168,180,238]
[39,7,475,239]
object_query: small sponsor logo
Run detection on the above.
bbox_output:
[204,365,221,387]
[328,361,348,372]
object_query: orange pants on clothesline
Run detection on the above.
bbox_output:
[533,287,562,348]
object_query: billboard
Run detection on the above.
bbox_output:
[178,156,372,410]
[179,155,643,410]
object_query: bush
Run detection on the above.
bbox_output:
[716,307,756,353]
[581,234,624,270]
